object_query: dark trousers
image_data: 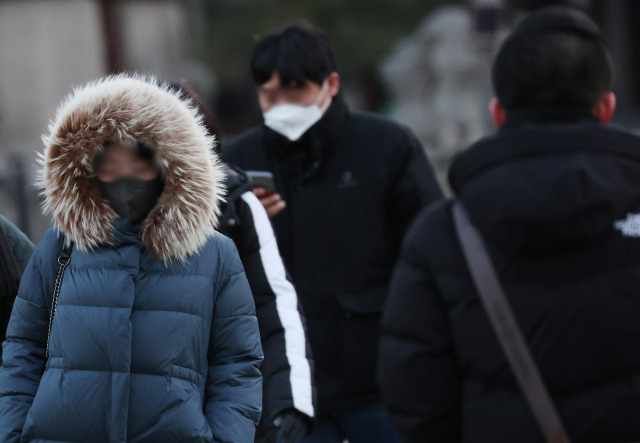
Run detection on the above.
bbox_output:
[280,402,401,443]
[255,413,278,443]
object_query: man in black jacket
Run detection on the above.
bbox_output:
[379,7,640,443]
[224,24,442,442]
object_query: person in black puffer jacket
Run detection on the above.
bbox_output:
[223,25,442,442]
[379,7,640,443]
[0,215,34,363]
[218,164,315,443]
[172,84,315,443]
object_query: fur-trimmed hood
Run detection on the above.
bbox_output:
[39,74,226,262]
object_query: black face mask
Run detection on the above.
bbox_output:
[96,177,164,225]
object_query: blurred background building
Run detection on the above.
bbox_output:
[0,0,638,242]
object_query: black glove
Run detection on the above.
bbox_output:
[273,409,311,443]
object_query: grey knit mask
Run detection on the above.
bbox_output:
[96,176,164,225]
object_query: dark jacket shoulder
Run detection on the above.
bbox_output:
[223,126,264,162]
[0,216,34,271]
[218,164,254,232]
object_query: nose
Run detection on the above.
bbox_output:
[270,95,290,108]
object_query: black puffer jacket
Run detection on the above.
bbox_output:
[217,164,315,428]
[224,96,442,413]
[379,108,640,443]
[0,216,34,362]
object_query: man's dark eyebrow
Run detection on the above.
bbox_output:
[258,83,307,92]
[282,79,309,90]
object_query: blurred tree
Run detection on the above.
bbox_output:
[506,0,589,10]
[188,0,455,86]
[179,0,458,132]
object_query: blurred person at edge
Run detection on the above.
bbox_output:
[379,7,640,443]
[0,75,263,442]
[172,83,315,443]
[223,23,443,443]
[0,215,34,364]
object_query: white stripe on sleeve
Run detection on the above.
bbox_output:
[241,191,315,418]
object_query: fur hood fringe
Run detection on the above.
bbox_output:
[39,74,226,262]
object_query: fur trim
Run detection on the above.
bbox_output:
[39,74,226,262]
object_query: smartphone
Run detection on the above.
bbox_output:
[246,171,275,192]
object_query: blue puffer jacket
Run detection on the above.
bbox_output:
[0,75,263,442]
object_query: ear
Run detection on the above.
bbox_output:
[489,98,507,128]
[593,92,616,125]
[327,72,340,98]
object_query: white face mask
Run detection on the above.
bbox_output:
[262,80,332,142]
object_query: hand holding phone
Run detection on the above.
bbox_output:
[246,171,286,218]
[246,171,275,192]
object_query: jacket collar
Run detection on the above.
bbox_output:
[308,93,350,147]
[113,219,142,245]
[449,110,640,194]
[263,94,350,159]
[502,105,597,129]
[261,94,350,182]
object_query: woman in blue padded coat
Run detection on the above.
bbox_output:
[0,75,263,442]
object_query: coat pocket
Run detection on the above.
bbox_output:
[336,290,385,395]
[334,288,387,315]
[340,311,382,394]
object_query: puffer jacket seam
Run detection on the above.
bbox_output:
[43,366,205,384]
[132,309,206,319]
[14,296,47,311]
[214,313,256,319]
[139,271,215,280]
[220,269,245,285]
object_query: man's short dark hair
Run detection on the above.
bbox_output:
[251,24,337,87]
[492,7,614,111]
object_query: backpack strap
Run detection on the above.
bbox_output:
[452,201,571,443]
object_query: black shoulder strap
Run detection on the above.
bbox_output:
[55,234,73,268]
[452,201,571,443]
[62,242,73,258]
[0,222,22,298]
[45,236,73,361]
